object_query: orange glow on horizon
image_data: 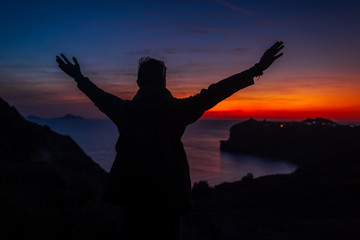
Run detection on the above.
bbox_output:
[7,73,359,122]
[199,74,360,122]
[203,109,360,122]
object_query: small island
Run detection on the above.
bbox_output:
[57,113,84,120]
[27,113,84,120]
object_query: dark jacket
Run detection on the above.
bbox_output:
[77,70,255,211]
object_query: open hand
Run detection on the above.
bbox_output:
[56,54,81,78]
[258,41,284,71]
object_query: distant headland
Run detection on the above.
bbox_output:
[2,96,360,239]
[220,117,360,171]
[27,113,84,120]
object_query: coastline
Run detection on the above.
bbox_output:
[2,97,360,239]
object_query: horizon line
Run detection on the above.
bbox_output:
[25,114,360,124]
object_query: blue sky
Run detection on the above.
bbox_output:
[1,0,360,120]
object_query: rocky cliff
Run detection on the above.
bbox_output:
[1,98,359,240]
[185,118,360,239]
[0,98,121,240]
[220,118,360,183]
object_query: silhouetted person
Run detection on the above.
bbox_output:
[56,41,284,239]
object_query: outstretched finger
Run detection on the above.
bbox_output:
[273,45,284,55]
[61,54,71,65]
[274,53,283,60]
[56,56,66,66]
[269,41,280,50]
[270,41,283,52]
[275,41,283,48]
[72,57,79,67]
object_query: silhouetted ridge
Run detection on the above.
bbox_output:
[302,117,337,126]
[185,118,360,239]
[59,113,84,119]
[0,97,26,124]
[0,97,119,239]
[27,113,84,120]
[234,117,258,126]
[0,98,100,170]
[221,118,360,182]
[2,98,360,239]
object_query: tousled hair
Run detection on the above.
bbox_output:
[137,57,166,87]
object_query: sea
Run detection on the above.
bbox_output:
[28,118,297,186]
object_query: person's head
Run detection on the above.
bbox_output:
[137,57,167,88]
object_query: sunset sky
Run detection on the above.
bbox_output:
[1,0,360,122]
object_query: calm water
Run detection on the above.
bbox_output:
[28,118,297,186]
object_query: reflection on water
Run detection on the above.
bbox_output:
[186,148,297,186]
[183,120,297,185]
[219,152,297,183]
[28,118,298,186]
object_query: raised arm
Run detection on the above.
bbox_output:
[182,41,284,121]
[56,54,125,124]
